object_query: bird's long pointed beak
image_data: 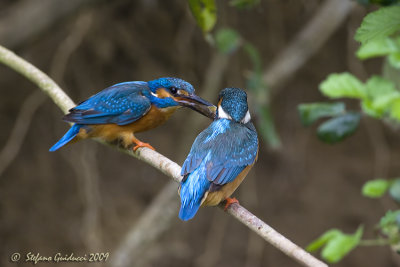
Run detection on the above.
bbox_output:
[175,94,216,119]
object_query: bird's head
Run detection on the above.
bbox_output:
[217,87,251,123]
[148,77,215,119]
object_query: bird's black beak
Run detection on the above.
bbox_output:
[175,94,216,119]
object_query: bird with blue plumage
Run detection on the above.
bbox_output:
[179,87,259,221]
[50,77,215,152]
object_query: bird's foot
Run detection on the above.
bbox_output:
[224,197,239,211]
[133,141,155,151]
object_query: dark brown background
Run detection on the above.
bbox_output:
[1,0,399,266]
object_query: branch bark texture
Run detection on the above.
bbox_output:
[0,44,327,267]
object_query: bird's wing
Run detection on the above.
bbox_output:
[181,119,258,186]
[63,82,151,125]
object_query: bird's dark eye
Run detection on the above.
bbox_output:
[170,87,178,94]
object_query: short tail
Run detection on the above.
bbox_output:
[179,169,210,221]
[49,124,81,152]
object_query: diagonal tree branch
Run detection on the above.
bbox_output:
[0,44,327,267]
[263,0,354,93]
[0,91,46,177]
[0,0,98,49]
[111,181,179,267]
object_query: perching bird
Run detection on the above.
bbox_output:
[50,77,214,152]
[179,87,258,221]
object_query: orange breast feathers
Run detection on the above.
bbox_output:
[201,163,255,207]
[75,104,179,147]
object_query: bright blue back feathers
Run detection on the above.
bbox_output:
[49,124,82,151]
[64,81,151,125]
[50,77,195,151]
[179,153,212,221]
[63,78,195,125]
[179,118,258,220]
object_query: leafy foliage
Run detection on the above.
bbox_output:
[355,6,400,44]
[307,229,342,252]
[362,177,400,203]
[389,51,400,69]
[357,36,400,69]
[255,106,281,149]
[298,102,345,126]
[362,179,390,197]
[302,4,400,264]
[307,227,363,263]
[215,28,241,54]
[362,75,400,118]
[316,112,361,144]
[300,72,400,144]
[379,210,400,252]
[188,0,217,34]
[389,179,400,203]
[356,37,399,59]
[243,42,281,149]
[380,210,400,236]
[319,73,366,99]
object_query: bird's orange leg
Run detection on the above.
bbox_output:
[132,136,155,151]
[224,197,239,211]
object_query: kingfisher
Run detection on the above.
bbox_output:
[50,77,214,152]
[179,87,258,221]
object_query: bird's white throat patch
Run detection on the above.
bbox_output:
[241,110,251,124]
[217,105,232,120]
[218,105,251,123]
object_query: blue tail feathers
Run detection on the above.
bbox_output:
[179,168,211,221]
[49,124,81,152]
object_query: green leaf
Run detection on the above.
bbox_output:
[321,226,363,263]
[380,210,400,228]
[244,43,269,104]
[255,106,281,149]
[215,28,241,54]
[243,43,263,74]
[389,179,400,203]
[361,100,382,118]
[366,75,397,97]
[306,229,342,252]
[383,58,400,90]
[317,112,361,144]
[380,210,400,236]
[298,102,346,126]
[362,76,400,116]
[369,91,400,113]
[389,98,400,120]
[319,73,366,99]
[188,0,217,34]
[389,52,400,69]
[356,37,399,59]
[362,179,390,198]
[355,6,400,44]
[230,0,260,8]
